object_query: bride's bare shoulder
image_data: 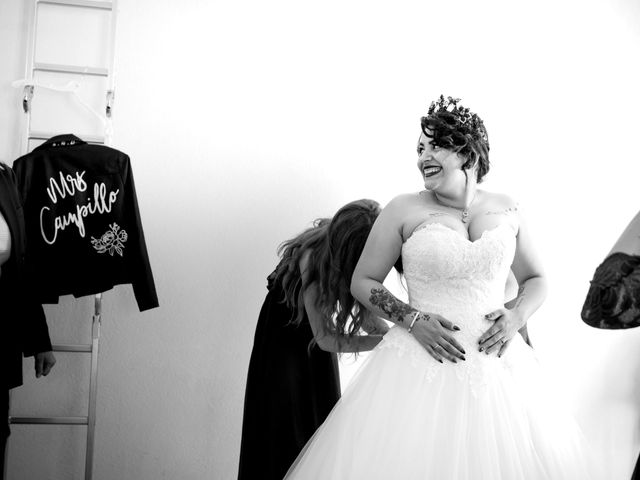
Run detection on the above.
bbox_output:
[480,190,519,212]
[376,193,426,228]
[385,192,428,209]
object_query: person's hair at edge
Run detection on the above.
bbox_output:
[421,94,490,183]
[272,199,382,343]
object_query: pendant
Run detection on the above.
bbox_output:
[461,210,469,223]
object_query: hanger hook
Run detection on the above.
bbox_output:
[22,85,34,113]
[106,90,115,118]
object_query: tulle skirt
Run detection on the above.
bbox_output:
[285,327,600,480]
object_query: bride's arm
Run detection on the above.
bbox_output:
[503,271,532,345]
[480,203,547,355]
[350,196,466,363]
[509,208,548,320]
[350,199,411,324]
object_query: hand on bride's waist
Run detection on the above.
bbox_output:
[361,312,391,335]
[408,311,467,364]
[477,307,526,358]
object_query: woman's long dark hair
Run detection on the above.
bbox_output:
[271,199,381,339]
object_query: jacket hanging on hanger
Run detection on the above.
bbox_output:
[13,134,159,312]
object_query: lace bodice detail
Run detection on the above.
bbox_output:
[403,222,515,328]
[378,222,521,395]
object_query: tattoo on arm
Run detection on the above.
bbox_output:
[428,212,449,217]
[369,288,418,323]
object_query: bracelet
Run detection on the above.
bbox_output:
[407,311,421,333]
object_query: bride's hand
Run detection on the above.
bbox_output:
[478,308,525,357]
[410,312,466,363]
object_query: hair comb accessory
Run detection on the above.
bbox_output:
[427,95,489,145]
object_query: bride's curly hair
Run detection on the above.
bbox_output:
[421,95,490,183]
[271,199,381,340]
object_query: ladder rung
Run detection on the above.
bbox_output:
[9,416,88,425]
[38,0,113,10]
[29,131,105,144]
[34,62,109,77]
[53,343,92,353]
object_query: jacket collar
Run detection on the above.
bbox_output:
[34,134,87,151]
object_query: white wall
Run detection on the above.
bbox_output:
[2,0,640,478]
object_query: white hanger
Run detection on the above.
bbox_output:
[12,77,111,135]
[11,78,81,92]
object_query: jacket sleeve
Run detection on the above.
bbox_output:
[121,154,159,311]
[19,290,52,357]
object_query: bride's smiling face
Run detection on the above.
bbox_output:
[416,131,466,192]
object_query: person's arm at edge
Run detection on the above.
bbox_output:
[299,251,382,353]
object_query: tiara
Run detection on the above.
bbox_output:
[427,95,488,144]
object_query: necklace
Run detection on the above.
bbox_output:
[432,191,477,224]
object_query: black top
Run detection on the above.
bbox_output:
[0,164,52,390]
[12,134,158,312]
[582,252,640,329]
[582,252,640,479]
[238,273,340,480]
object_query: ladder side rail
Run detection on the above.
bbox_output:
[85,293,102,480]
[21,1,40,154]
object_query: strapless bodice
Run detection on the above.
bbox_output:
[401,222,516,343]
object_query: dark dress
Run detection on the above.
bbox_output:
[582,252,640,479]
[238,274,340,480]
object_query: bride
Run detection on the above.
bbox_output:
[285,96,599,479]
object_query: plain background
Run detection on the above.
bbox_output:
[2,0,640,478]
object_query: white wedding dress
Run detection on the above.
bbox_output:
[285,222,599,479]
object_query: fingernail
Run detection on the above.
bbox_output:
[462,356,466,361]
[438,359,443,364]
[485,314,490,318]
[454,325,460,331]
[461,349,466,354]
[479,347,483,352]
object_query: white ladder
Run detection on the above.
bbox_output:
[8,1,118,479]
[9,295,103,480]
[18,0,118,151]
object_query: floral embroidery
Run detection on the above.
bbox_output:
[91,223,128,257]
